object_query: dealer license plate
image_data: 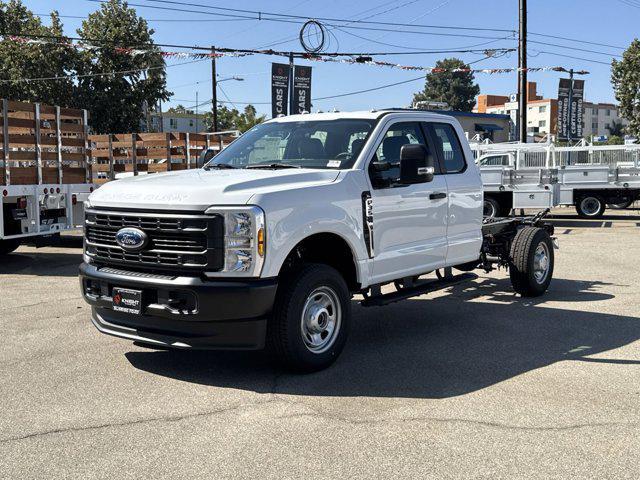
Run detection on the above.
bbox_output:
[112,288,142,315]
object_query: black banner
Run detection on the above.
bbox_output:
[271,63,290,118]
[570,79,584,140]
[557,78,571,141]
[557,78,585,141]
[292,65,312,115]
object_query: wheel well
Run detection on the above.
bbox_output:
[484,191,513,214]
[279,233,359,292]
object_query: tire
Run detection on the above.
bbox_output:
[509,227,554,297]
[268,263,351,372]
[483,197,501,218]
[0,239,20,256]
[608,199,634,210]
[575,195,606,218]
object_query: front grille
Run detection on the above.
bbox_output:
[84,209,224,272]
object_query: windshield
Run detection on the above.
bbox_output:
[205,119,376,169]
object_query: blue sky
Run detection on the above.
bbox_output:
[24,0,640,116]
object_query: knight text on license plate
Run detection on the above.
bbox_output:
[112,288,142,315]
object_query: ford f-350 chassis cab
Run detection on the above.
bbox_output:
[80,110,556,371]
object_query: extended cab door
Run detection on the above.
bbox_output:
[367,121,448,284]
[427,122,483,266]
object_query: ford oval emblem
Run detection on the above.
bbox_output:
[115,227,148,251]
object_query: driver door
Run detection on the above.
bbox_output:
[368,121,448,284]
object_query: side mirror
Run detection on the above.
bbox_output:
[197,148,216,168]
[399,144,434,184]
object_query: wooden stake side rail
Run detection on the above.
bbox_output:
[89,131,238,184]
[1,99,90,186]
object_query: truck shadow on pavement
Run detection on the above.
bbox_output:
[125,276,640,399]
[0,236,83,277]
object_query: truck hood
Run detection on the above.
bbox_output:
[88,168,341,210]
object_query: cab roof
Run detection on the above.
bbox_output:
[266,109,457,123]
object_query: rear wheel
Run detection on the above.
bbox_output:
[509,227,554,297]
[268,264,350,372]
[0,239,20,256]
[608,199,634,210]
[576,195,606,218]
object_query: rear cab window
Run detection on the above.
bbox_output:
[429,123,467,174]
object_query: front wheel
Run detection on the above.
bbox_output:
[268,264,351,372]
[0,239,20,256]
[509,227,554,297]
[576,195,606,218]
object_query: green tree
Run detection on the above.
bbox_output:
[606,119,625,137]
[75,0,170,133]
[612,39,640,138]
[204,104,265,132]
[413,58,480,112]
[0,1,77,106]
[605,135,624,145]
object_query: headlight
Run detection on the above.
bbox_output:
[204,205,265,277]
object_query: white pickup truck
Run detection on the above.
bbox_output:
[79,110,556,371]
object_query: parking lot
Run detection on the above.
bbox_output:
[1,209,639,479]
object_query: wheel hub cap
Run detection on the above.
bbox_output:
[533,242,550,283]
[301,286,341,354]
[581,197,600,215]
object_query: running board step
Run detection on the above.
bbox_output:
[361,272,477,307]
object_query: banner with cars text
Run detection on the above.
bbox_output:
[292,65,312,115]
[271,63,290,118]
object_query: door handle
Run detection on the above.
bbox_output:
[429,192,447,200]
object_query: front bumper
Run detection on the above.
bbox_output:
[79,262,278,350]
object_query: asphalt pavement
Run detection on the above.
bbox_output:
[1,209,639,479]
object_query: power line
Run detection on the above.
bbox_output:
[1,32,516,57]
[122,0,516,33]
[34,13,254,22]
[527,39,622,58]
[532,50,613,66]
[528,32,626,51]
[0,58,205,83]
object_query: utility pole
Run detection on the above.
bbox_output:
[518,0,527,143]
[211,45,218,132]
[289,52,295,115]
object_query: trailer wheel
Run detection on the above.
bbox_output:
[509,227,554,297]
[483,197,501,218]
[0,239,20,256]
[576,195,605,218]
[268,263,350,372]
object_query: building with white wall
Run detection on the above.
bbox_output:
[145,111,207,133]
[476,82,627,141]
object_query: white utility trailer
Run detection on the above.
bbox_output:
[1,99,95,255]
[472,142,640,218]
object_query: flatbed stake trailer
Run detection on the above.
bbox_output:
[474,144,640,219]
[1,99,94,255]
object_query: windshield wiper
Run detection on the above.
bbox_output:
[203,163,237,170]
[245,163,301,170]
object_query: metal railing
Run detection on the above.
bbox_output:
[471,142,640,170]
